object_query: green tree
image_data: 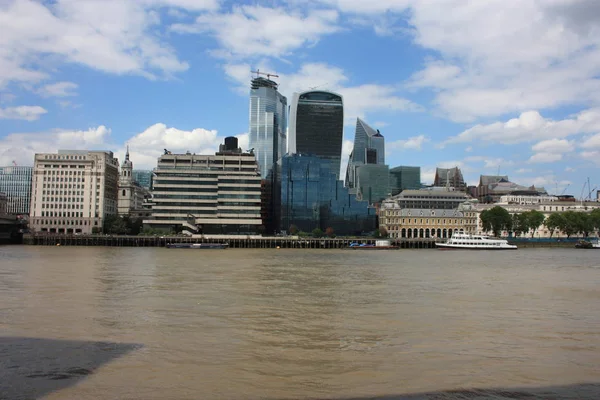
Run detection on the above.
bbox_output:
[312,228,324,238]
[103,214,129,234]
[480,206,512,237]
[378,227,388,238]
[575,212,594,237]
[590,209,600,233]
[512,213,529,237]
[525,210,545,238]
[288,224,299,235]
[559,211,579,238]
[545,213,564,238]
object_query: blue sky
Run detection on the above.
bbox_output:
[1,0,600,196]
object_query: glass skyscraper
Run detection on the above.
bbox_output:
[389,166,421,195]
[0,166,33,215]
[289,91,344,178]
[345,118,389,204]
[249,77,287,179]
[273,154,376,235]
[132,170,153,190]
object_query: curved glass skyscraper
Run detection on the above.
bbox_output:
[249,77,287,179]
[288,90,344,178]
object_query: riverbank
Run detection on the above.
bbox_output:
[18,234,580,249]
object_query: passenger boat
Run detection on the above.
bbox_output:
[575,239,600,249]
[166,243,228,249]
[435,232,517,250]
[348,240,399,250]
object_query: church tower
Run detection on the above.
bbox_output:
[118,147,135,215]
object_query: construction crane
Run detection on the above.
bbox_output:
[251,69,279,81]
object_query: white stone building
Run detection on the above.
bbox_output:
[29,150,119,234]
[498,194,558,205]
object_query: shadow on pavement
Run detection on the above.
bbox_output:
[0,336,141,400]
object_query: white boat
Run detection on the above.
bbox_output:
[435,232,517,250]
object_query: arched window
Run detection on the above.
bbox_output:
[401,228,406,238]
[122,189,126,196]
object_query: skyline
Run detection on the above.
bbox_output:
[1,0,600,194]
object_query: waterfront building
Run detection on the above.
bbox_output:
[249,76,287,179]
[389,166,421,195]
[132,170,153,190]
[288,90,344,178]
[498,194,558,205]
[144,140,262,234]
[433,167,467,192]
[0,166,33,215]
[388,187,472,210]
[379,200,477,239]
[0,192,7,215]
[29,150,119,234]
[273,153,376,235]
[118,148,149,216]
[474,175,547,203]
[345,118,389,204]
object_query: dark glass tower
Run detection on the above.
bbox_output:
[289,91,344,178]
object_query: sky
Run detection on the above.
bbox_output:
[1,0,600,197]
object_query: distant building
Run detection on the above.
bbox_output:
[379,200,477,239]
[0,192,7,215]
[475,175,547,203]
[29,150,119,234]
[249,77,287,179]
[389,166,421,195]
[389,188,472,210]
[345,118,389,204]
[289,90,344,178]
[132,170,153,190]
[118,148,149,216]
[0,166,33,215]
[498,194,558,205]
[434,167,467,192]
[144,141,262,234]
[273,153,376,235]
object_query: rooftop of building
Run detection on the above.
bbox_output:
[394,188,471,198]
[381,206,466,217]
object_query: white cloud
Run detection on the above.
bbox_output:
[528,152,563,164]
[36,81,78,97]
[372,121,389,128]
[171,6,339,60]
[465,146,473,153]
[532,138,575,154]
[446,108,600,145]
[0,0,207,88]
[387,135,429,152]
[565,166,576,172]
[0,126,112,166]
[516,168,533,174]
[464,156,514,169]
[0,105,47,121]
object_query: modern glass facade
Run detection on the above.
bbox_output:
[434,167,467,191]
[132,170,153,190]
[289,91,344,178]
[274,154,376,235]
[249,77,287,179]
[389,166,421,195]
[0,166,33,215]
[350,118,385,165]
[355,164,390,204]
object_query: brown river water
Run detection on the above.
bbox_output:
[1,246,599,399]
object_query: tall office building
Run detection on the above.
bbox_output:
[345,118,389,204]
[0,166,33,215]
[389,166,421,195]
[132,170,153,190]
[0,192,7,215]
[273,153,376,235]
[29,150,119,234]
[144,140,262,234]
[288,90,344,178]
[249,76,287,179]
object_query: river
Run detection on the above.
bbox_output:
[1,246,599,399]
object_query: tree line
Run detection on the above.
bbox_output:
[480,206,600,238]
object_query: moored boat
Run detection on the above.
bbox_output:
[166,243,228,249]
[348,240,399,250]
[435,232,517,250]
[575,239,600,249]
